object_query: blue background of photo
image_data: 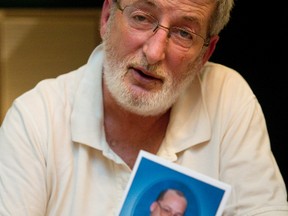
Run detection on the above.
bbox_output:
[119,157,226,216]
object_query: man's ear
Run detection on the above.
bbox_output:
[100,0,114,38]
[150,202,157,212]
[201,35,219,65]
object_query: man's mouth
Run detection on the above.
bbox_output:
[128,66,164,90]
[131,66,163,81]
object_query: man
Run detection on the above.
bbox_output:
[0,0,287,215]
[150,189,187,216]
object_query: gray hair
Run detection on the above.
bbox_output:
[208,0,235,36]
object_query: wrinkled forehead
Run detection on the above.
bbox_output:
[119,0,215,8]
[119,0,216,30]
[119,0,216,17]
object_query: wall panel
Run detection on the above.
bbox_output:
[0,9,102,121]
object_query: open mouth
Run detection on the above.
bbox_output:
[136,69,157,80]
[130,66,163,82]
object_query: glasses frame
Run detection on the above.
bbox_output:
[115,1,210,48]
[157,201,184,216]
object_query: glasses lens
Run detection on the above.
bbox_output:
[123,6,157,31]
[170,27,202,48]
[158,202,172,216]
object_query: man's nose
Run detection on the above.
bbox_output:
[142,27,169,65]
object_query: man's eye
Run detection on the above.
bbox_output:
[132,14,148,22]
[177,28,194,40]
[130,11,154,24]
[162,207,171,213]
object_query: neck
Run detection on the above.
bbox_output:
[103,81,171,168]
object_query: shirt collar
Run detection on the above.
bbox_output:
[71,44,106,149]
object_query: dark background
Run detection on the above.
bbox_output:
[210,1,288,196]
[0,0,99,8]
[1,0,287,195]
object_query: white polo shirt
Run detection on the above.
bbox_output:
[0,44,287,215]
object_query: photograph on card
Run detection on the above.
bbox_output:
[118,150,231,216]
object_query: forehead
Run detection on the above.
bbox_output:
[122,0,214,10]
[162,190,187,211]
[122,0,215,24]
[163,190,182,201]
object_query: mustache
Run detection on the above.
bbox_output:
[103,39,165,76]
[128,57,164,75]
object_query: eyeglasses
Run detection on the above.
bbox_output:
[157,201,184,216]
[115,1,210,49]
